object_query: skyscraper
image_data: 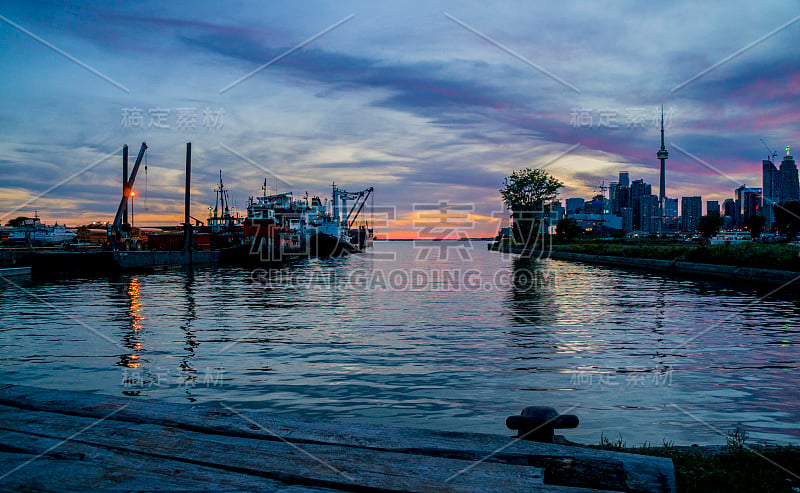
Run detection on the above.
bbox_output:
[656,106,669,229]
[723,198,736,229]
[734,185,746,228]
[640,194,660,233]
[762,158,780,227]
[707,200,720,216]
[779,147,799,203]
[630,179,651,230]
[664,197,679,232]
[742,188,762,221]
[681,196,702,232]
[618,171,630,187]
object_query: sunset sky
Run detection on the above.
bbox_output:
[1,1,798,238]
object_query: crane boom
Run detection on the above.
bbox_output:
[111,142,147,232]
[760,138,777,161]
[342,187,373,229]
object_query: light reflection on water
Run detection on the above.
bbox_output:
[0,241,798,446]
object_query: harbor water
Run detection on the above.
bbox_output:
[1,241,798,446]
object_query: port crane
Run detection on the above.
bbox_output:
[332,185,374,231]
[108,142,147,247]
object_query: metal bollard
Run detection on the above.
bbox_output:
[506,406,579,443]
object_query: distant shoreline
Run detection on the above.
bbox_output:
[376,237,493,241]
[494,242,800,287]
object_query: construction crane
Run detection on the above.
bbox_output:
[760,138,778,162]
[109,142,147,246]
[593,180,608,199]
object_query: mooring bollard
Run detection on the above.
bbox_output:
[506,406,579,443]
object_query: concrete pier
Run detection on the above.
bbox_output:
[0,385,675,492]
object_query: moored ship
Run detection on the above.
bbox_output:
[239,181,374,263]
[1,215,77,246]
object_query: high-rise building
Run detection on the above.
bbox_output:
[664,198,678,217]
[681,196,702,232]
[664,197,679,232]
[620,207,633,232]
[723,198,736,218]
[779,147,799,203]
[722,198,736,229]
[612,181,630,215]
[630,179,651,230]
[618,171,630,187]
[583,194,606,214]
[763,158,780,227]
[608,182,621,214]
[565,198,584,215]
[734,185,746,227]
[640,194,660,233]
[742,188,762,221]
[707,200,720,216]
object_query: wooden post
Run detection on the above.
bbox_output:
[183,142,193,263]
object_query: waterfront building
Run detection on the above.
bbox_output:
[570,213,622,232]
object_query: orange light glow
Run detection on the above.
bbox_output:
[129,190,137,197]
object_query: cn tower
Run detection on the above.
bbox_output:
[657,105,668,230]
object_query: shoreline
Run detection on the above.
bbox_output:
[495,244,800,287]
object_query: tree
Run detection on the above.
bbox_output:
[743,214,766,239]
[773,201,800,241]
[698,213,722,239]
[556,217,582,242]
[5,216,31,227]
[500,168,564,246]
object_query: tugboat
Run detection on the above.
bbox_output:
[241,186,300,264]
[205,170,243,249]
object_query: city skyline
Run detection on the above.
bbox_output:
[1,2,799,237]
[564,145,797,217]
[561,144,798,234]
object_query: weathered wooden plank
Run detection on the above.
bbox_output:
[0,385,675,492]
[0,432,328,492]
[0,405,558,493]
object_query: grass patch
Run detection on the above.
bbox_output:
[549,241,800,271]
[590,429,800,492]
